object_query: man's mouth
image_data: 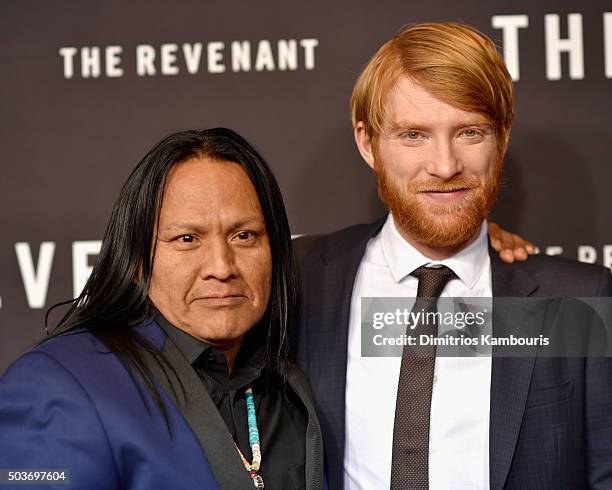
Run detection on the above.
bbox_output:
[419,187,471,202]
[194,295,247,307]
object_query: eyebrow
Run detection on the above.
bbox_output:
[389,121,429,133]
[159,216,266,234]
[389,118,492,133]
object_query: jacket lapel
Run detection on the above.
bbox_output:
[141,323,327,490]
[141,327,254,490]
[287,366,326,490]
[307,219,385,489]
[489,251,541,490]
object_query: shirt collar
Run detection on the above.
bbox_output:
[380,213,489,290]
[154,307,211,365]
[153,306,268,383]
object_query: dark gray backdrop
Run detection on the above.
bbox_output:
[2,0,611,374]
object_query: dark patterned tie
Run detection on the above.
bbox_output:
[390,265,456,490]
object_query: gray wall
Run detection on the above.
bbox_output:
[1,0,611,373]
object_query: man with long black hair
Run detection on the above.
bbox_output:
[0,128,325,489]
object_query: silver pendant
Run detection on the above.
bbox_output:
[251,473,264,489]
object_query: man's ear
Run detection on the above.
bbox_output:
[502,128,511,154]
[354,122,376,170]
[133,262,143,285]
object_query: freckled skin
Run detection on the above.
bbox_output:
[148,157,272,354]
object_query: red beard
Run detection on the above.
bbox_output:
[374,158,502,248]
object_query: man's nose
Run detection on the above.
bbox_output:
[426,139,463,180]
[199,238,238,281]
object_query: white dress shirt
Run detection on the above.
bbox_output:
[344,214,492,489]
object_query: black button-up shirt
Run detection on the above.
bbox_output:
[156,312,308,488]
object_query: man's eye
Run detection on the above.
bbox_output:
[462,129,480,137]
[236,231,254,240]
[405,131,420,140]
[179,235,195,243]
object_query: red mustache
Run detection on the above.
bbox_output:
[412,177,480,193]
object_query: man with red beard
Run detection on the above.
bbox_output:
[294,22,612,490]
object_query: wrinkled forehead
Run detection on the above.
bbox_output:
[157,157,265,227]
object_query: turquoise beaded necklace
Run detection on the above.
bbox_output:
[234,385,264,489]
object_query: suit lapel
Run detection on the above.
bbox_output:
[489,251,541,490]
[309,219,385,488]
[287,367,325,490]
[142,328,254,490]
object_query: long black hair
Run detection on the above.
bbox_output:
[47,128,298,407]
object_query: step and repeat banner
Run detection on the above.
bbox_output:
[1,1,611,373]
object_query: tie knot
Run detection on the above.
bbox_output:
[411,265,456,299]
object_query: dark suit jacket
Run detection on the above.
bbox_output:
[0,321,325,490]
[293,218,612,490]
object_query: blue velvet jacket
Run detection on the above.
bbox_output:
[0,321,325,490]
